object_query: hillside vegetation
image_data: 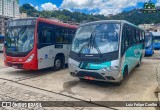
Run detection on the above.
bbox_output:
[20,4,160,25]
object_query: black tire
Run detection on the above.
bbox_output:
[114,80,123,86]
[54,56,63,71]
[114,75,123,86]
[79,78,86,81]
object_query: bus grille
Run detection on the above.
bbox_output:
[6,62,23,68]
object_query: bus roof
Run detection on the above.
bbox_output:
[10,17,78,29]
[37,18,78,29]
[80,20,145,31]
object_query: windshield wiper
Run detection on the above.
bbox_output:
[78,31,102,57]
[17,26,26,39]
[91,31,102,57]
[78,32,94,55]
[15,26,27,51]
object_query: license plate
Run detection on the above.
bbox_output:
[13,66,18,69]
[84,76,95,80]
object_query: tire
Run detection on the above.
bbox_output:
[79,78,86,81]
[54,56,63,71]
[115,81,123,86]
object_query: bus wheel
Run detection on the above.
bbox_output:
[79,78,86,81]
[114,74,123,86]
[54,57,62,71]
[115,79,123,86]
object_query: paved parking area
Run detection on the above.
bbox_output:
[0,51,160,110]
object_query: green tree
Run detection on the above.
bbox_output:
[20,4,39,17]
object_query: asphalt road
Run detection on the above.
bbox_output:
[0,51,160,110]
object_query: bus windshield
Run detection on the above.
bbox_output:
[145,36,152,48]
[5,26,35,53]
[153,36,160,43]
[71,23,120,54]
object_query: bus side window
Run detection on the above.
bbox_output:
[136,30,140,43]
[121,27,125,55]
[38,29,43,45]
[142,31,145,48]
[125,26,130,47]
[140,31,144,43]
[38,27,53,45]
[69,29,76,44]
[42,29,52,44]
[121,25,129,55]
[63,29,69,43]
[56,27,71,44]
[56,27,63,43]
[142,31,145,42]
[131,28,136,45]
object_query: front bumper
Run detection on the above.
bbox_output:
[69,59,122,83]
[5,61,37,70]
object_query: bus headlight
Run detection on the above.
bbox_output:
[101,66,119,72]
[26,54,34,63]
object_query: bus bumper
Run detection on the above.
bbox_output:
[4,61,38,70]
[69,59,122,83]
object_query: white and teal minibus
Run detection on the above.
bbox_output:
[68,20,145,85]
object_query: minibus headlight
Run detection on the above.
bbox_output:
[26,54,34,63]
[101,66,119,72]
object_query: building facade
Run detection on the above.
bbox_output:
[0,0,20,36]
[0,15,9,36]
[20,13,27,18]
[0,0,19,18]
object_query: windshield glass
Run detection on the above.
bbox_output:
[153,36,160,43]
[5,26,35,53]
[71,23,120,54]
[145,36,152,48]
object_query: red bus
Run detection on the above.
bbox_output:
[4,18,77,70]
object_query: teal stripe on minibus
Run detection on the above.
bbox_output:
[79,62,111,70]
